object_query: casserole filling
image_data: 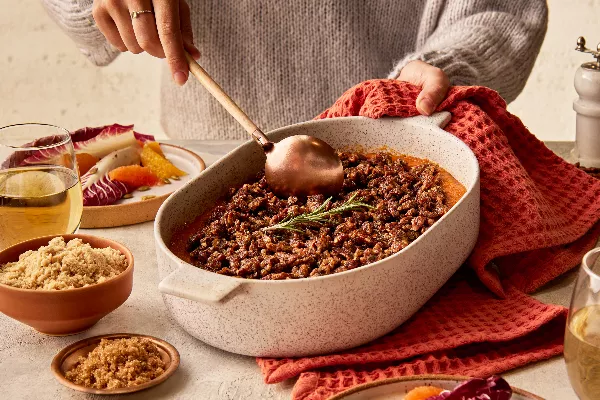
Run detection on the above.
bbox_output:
[170,152,465,279]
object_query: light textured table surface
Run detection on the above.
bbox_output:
[0,141,585,400]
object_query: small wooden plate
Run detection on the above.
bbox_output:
[80,144,205,228]
[51,333,180,395]
[328,375,544,400]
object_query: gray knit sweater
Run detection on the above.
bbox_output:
[41,0,548,140]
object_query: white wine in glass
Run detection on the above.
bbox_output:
[0,124,83,250]
[565,247,600,400]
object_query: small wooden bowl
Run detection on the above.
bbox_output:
[0,234,133,335]
[51,333,180,395]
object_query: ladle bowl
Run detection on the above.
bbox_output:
[185,53,344,197]
[257,133,343,197]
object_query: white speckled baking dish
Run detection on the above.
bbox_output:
[155,113,480,357]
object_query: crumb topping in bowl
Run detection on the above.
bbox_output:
[65,337,166,389]
[0,236,127,290]
[171,151,465,280]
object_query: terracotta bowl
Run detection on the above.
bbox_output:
[0,234,134,335]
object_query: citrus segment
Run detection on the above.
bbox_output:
[405,386,445,400]
[146,141,165,157]
[108,165,160,188]
[140,144,186,179]
[75,153,99,177]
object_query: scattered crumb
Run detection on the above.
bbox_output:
[66,337,166,389]
[0,237,127,290]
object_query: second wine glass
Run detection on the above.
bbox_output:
[565,247,600,400]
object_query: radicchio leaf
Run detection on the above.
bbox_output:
[71,124,138,159]
[81,146,141,206]
[82,175,129,207]
[426,376,512,400]
[70,124,155,144]
[134,131,155,142]
[20,143,71,166]
[1,135,67,168]
[17,124,155,167]
[69,125,110,143]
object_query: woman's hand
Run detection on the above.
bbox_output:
[398,60,450,116]
[92,0,201,85]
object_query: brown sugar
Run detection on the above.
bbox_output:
[0,237,127,290]
[65,337,166,389]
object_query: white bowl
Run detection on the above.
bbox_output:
[154,113,480,357]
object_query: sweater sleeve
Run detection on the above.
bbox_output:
[387,0,548,103]
[40,0,120,66]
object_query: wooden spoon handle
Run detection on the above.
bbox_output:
[185,52,269,146]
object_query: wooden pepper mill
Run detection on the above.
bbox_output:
[573,36,600,167]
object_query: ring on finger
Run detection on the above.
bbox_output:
[130,9,153,19]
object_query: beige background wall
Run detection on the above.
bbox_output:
[508,0,600,141]
[0,0,165,138]
[1,0,599,141]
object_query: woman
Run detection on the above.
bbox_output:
[42,0,548,139]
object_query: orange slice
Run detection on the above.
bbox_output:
[108,165,160,188]
[140,143,186,179]
[76,153,99,177]
[146,141,165,157]
[405,386,445,400]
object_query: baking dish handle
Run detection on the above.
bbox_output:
[158,264,242,304]
[429,111,452,128]
[403,111,452,129]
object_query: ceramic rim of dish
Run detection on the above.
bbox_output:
[0,233,134,294]
[51,333,180,395]
[327,374,545,400]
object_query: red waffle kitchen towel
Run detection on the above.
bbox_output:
[257,81,600,400]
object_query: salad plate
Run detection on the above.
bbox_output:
[81,143,204,228]
[29,123,206,229]
[329,375,543,400]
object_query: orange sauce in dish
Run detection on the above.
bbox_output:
[397,154,465,207]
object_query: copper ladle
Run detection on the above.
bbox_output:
[185,53,344,197]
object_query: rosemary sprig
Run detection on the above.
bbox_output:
[262,193,373,233]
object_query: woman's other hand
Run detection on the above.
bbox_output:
[398,60,450,116]
[92,0,201,85]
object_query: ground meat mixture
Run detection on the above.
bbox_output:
[184,152,451,280]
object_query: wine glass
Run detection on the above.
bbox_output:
[565,246,600,400]
[0,123,83,250]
